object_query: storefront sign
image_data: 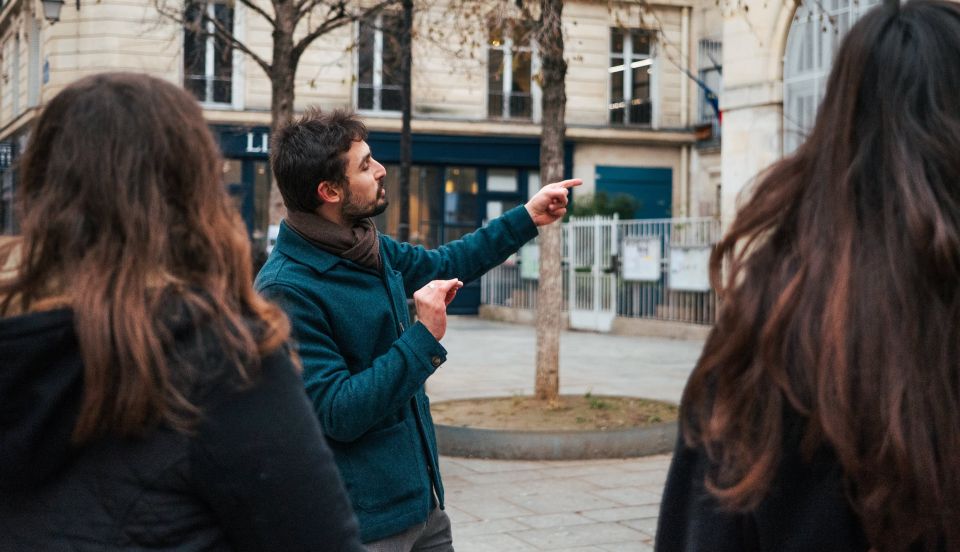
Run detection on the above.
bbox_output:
[246,131,270,153]
[211,126,271,158]
[621,236,661,282]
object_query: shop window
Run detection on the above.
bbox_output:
[609,28,653,126]
[184,1,234,105]
[488,21,535,120]
[357,14,402,112]
[0,171,13,235]
[487,168,519,193]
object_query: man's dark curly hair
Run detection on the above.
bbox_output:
[270,108,368,213]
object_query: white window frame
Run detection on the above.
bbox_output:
[783,0,878,153]
[487,27,539,121]
[355,14,401,114]
[608,27,656,127]
[183,1,243,110]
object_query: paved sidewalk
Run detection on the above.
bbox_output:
[429,317,706,551]
[429,316,705,404]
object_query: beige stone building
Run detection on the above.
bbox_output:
[718,0,883,226]
[0,0,734,312]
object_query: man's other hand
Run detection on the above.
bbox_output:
[413,278,464,341]
[525,178,582,226]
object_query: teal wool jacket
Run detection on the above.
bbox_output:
[254,206,538,542]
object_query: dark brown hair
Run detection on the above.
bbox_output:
[683,1,960,549]
[270,108,368,213]
[0,72,289,442]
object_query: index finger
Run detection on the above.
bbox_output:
[554,179,582,189]
[433,278,462,292]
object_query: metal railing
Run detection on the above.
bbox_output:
[481,217,722,327]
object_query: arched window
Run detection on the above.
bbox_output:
[783,0,879,153]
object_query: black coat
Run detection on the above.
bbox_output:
[0,307,364,551]
[655,424,870,552]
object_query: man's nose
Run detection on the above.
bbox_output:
[373,159,386,179]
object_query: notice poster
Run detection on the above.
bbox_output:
[668,246,712,291]
[520,243,539,280]
[621,237,662,282]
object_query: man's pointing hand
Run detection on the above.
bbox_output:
[525,178,583,226]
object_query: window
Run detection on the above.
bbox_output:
[488,21,534,120]
[357,14,402,112]
[184,1,234,105]
[698,38,722,143]
[783,0,879,152]
[609,28,653,126]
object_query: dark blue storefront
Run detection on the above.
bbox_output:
[212,124,572,314]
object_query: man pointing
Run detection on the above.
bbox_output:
[256,108,579,551]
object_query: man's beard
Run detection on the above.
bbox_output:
[341,181,388,222]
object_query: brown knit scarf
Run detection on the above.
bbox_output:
[285,210,382,272]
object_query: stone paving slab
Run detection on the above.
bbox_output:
[432,317,704,550]
[443,455,671,551]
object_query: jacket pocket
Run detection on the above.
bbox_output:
[335,420,424,513]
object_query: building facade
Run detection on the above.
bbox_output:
[718,0,882,227]
[0,0,729,312]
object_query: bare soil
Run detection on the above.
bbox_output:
[430,394,679,431]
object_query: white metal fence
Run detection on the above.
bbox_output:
[480,216,721,328]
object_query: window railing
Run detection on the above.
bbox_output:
[358,84,402,112]
[488,91,532,120]
[609,98,652,126]
[184,74,232,105]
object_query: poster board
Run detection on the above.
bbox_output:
[668,246,712,291]
[621,236,662,282]
[520,243,539,280]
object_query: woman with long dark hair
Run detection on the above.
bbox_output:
[657,1,960,550]
[0,73,363,550]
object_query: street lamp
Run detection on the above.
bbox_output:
[41,0,65,23]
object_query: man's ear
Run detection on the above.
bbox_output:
[317,181,342,204]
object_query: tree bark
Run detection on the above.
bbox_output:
[397,0,413,242]
[534,0,567,402]
[268,5,297,225]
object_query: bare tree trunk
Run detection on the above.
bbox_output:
[268,10,297,225]
[397,0,413,242]
[534,0,567,402]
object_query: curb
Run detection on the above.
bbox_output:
[435,421,678,461]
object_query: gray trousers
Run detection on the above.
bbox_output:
[365,506,454,552]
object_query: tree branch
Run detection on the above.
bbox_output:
[202,4,274,77]
[295,0,343,21]
[291,0,399,63]
[236,0,277,29]
[154,0,273,77]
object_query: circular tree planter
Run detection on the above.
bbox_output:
[435,422,677,461]
[432,395,678,460]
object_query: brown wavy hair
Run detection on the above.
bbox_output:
[682,1,960,550]
[0,73,289,442]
